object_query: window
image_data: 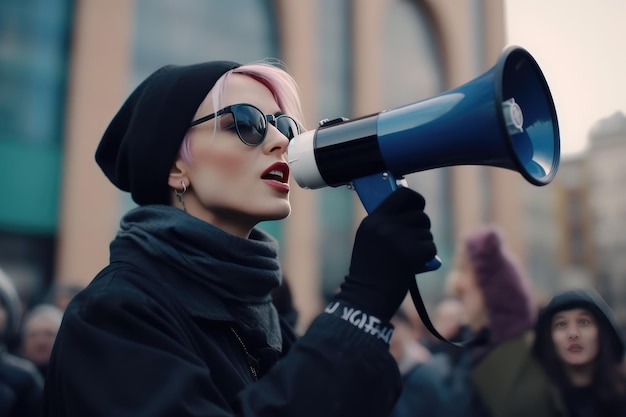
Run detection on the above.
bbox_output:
[0,0,72,145]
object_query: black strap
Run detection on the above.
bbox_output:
[408,277,471,348]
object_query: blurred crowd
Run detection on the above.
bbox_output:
[0,269,81,417]
[388,224,626,417]
[1,224,625,416]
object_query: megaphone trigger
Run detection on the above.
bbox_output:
[351,172,400,214]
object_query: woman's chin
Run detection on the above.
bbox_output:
[251,203,291,223]
[266,206,291,221]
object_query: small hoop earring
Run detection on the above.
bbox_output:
[175,181,187,211]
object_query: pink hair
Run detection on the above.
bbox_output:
[178,60,305,163]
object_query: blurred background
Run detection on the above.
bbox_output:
[0,0,624,334]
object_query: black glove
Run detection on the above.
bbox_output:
[335,187,437,322]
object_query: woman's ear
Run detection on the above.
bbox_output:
[168,158,189,190]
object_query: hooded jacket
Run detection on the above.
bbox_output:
[532,288,626,417]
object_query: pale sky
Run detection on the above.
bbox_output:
[504,0,626,158]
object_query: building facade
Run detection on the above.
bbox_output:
[585,112,626,319]
[537,111,626,321]
[2,0,552,332]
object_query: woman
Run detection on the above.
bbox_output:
[533,288,626,417]
[42,60,437,416]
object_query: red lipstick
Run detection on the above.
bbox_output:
[262,162,290,193]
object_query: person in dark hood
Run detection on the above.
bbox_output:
[42,59,437,416]
[533,288,626,417]
[0,268,43,416]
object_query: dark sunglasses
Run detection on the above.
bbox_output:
[189,103,301,146]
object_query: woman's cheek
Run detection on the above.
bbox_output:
[194,147,251,178]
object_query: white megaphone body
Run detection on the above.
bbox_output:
[287,46,560,272]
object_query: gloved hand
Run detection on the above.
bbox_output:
[335,187,437,322]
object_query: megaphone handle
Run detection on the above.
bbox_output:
[352,172,442,273]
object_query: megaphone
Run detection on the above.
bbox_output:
[287,45,560,271]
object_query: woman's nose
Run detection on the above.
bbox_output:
[264,125,289,154]
[567,326,579,339]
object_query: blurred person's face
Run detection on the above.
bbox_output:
[551,308,599,367]
[21,316,59,366]
[389,318,413,363]
[447,265,487,333]
[169,74,292,238]
[433,299,464,339]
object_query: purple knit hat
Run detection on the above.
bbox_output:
[464,225,535,344]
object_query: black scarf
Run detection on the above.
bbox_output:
[116,205,283,350]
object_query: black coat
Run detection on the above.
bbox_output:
[43,238,401,417]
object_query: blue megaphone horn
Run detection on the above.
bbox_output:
[287,45,560,273]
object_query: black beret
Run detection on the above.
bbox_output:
[96,60,241,205]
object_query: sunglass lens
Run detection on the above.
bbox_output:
[235,105,266,145]
[275,116,299,140]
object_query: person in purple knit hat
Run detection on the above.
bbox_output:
[448,224,565,417]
